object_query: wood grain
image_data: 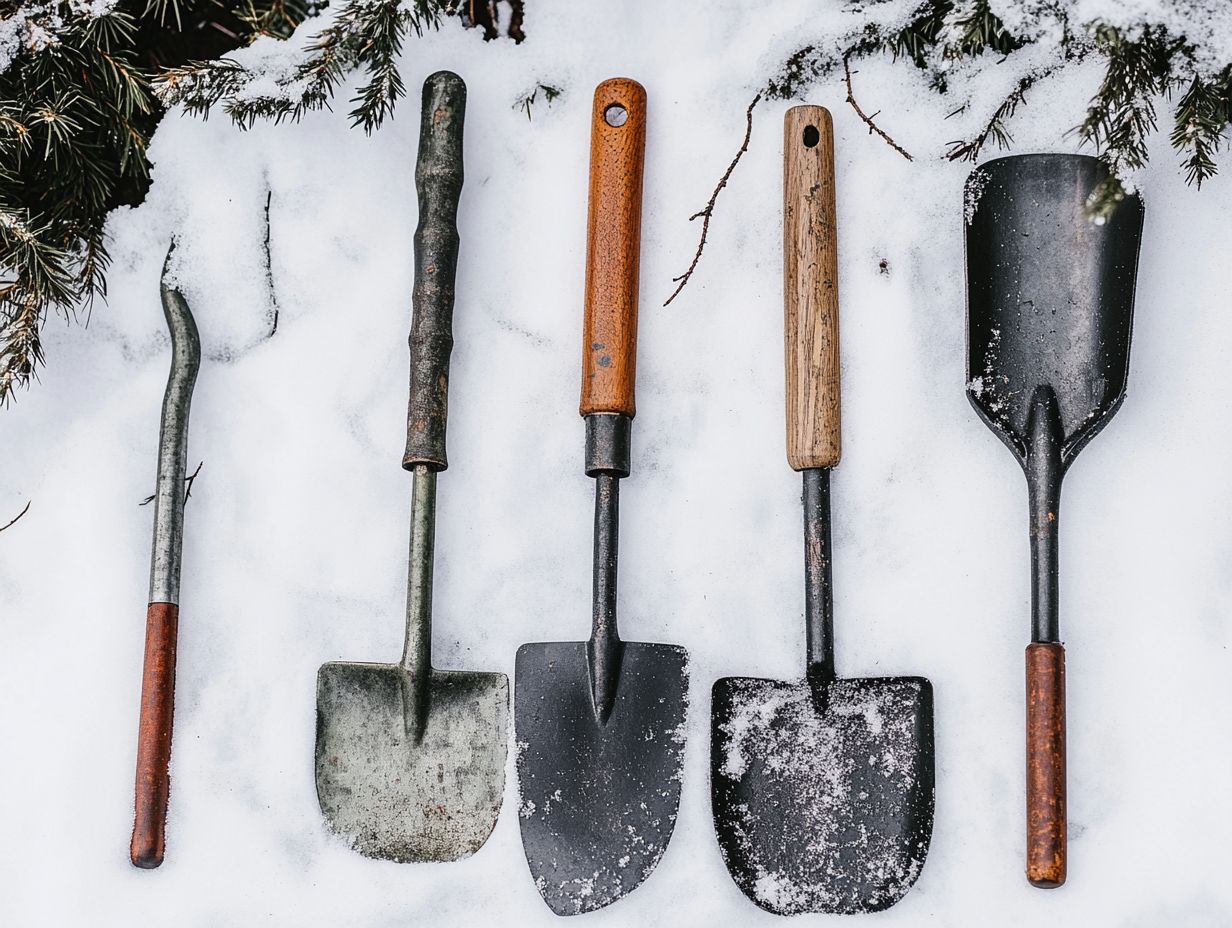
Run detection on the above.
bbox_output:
[1026,642,1066,888]
[580,77,647,418]
[131,601,179,869]
[784,105,841,471]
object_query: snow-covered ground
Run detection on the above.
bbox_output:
[3,1,1231,924]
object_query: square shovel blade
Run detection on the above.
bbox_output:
[315,662,508,862]
[515,641,689,915]
[711,675,934,915]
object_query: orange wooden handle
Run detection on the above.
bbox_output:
[1026,642,1067,887]
[580,77,647,418]
[784,105,841,471]
[131,602,179,869]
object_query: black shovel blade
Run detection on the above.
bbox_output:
[315,662,508,862]
[514,641,689,915]
[965,154,1143,463]
[711,675,934,915]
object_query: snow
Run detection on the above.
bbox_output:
[3,0,1232,925]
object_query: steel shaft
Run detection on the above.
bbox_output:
[148,262,201,605]
[803,468,836,684]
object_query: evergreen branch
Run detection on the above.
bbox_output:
[947,68,1054,161]
[1170,67,1231,187]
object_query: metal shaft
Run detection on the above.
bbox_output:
[588,472,623,723]
[401,465,437,675]
[1026,387,1063,643]
[148,268,201,605]
[803,468,836,684]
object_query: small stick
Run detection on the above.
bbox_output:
[0,500,30,533]
[844,56,913,161]
[664,93,762,307]
[140,462,203,506]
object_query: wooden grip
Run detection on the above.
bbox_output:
[580,77,647,418]
[404,71,465,472]
[131,601,179,869]
[1026,642,1067,888]
[784,105,841,471]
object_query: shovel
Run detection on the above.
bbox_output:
[964,153,1143,887]
[314,71,508,863]
[514,77,689,916]
[130,246,201,869]
[710,106,935,916]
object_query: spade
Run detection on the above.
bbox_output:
[964,153,1143,887]
[314,71,508,863]
[514,77,689,916]
[711,106,935,916]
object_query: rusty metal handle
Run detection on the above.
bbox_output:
[1026,642,1066,887]
[403,71,465,472]
[132,602,179,868]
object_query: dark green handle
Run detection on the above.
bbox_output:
[404,71,465,472]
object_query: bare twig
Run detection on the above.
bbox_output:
[140,461,204,506]
[264,187,279,337]
[844,56,913,161]
[184,460,203,500]
[664,93,762,307]
[0,500,30,533]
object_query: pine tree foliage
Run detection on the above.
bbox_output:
[157,1,457,132]
[769,1,1232,220]
[0,0,465,406]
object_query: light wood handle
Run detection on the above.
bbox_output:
[784,105,841,470]
[580,77,647,418]
[1026,642,1067,888]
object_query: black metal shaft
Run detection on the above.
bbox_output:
[1026,386,1063,643]
[802,468,836,684]
[589,472,623,722]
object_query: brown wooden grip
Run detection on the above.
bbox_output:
[580,77,647,418]
[784,105,841,471]
[1026,642,1066,888]
[131,601,179,869]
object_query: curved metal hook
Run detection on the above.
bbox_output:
[149,245,201,604]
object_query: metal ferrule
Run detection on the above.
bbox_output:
[148,264,201,605]
[584,413,632,478]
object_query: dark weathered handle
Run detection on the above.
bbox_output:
[784,105,841,471]
[1026,642,1066,887]
[403,71,465,472]
[580,77,647,418]
[131,602,179,869]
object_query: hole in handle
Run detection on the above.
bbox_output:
[604,104,628,127]
[803,124,820,148]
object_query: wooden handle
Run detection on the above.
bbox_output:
[131,602,179,869]
[784,105,841,471]
[580,77,647,418]
[1026,642,1067,887]
[404,71,465,471]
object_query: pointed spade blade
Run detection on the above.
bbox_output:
[515,641,689,915]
